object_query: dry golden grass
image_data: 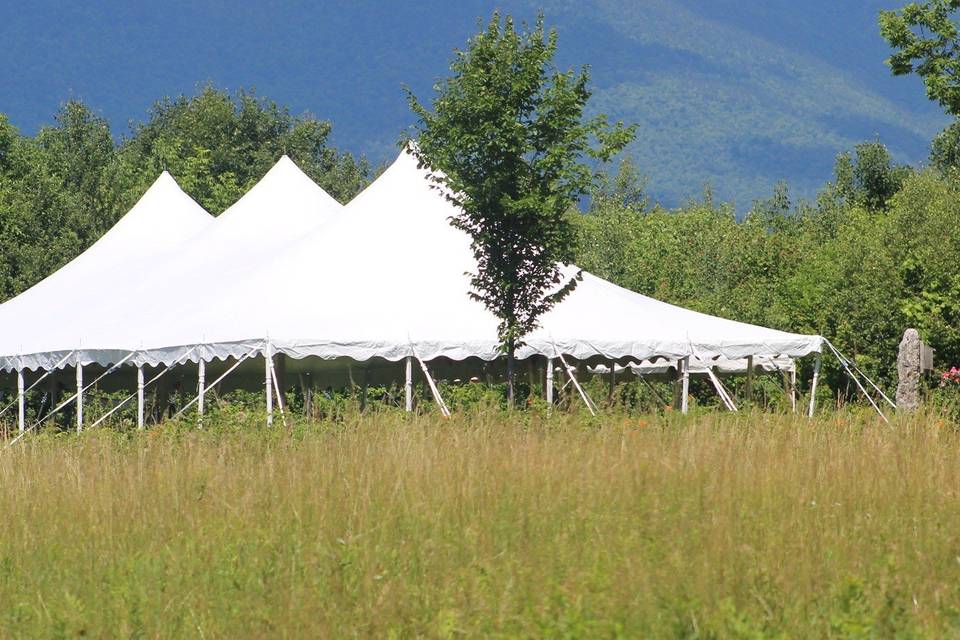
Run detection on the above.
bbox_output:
[0,409,958,637]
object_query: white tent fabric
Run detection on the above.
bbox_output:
[0,156,341,371]
[0,149,820,370]
[0,171,213,370]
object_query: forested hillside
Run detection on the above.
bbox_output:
[0,0,947,205]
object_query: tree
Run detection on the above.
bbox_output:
[829,141,910,211]
[118,86,368,213]
[406,13,634,404]
[880,1,960,116]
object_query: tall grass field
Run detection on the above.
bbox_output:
[1,409,959,637]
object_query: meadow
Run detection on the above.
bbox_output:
[0,407,956,638]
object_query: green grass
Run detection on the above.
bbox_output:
[0,409,959,637]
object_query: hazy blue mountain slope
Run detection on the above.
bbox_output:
[0,0,948,206]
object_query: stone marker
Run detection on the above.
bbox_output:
[896,328,921,412]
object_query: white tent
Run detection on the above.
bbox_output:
[0,149,827,426]
[0,156,341,372]
[1,150,821,371]
[84,149,819,368]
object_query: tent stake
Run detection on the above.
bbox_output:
[681,355,690,414]
[76,362,83,433]
[137,366,145,429]
[197,360,205,429]
[808,353,821,418]
[405,356,413,412]
[16,370,24,434]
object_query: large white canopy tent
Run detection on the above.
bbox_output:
[2,149,834,431]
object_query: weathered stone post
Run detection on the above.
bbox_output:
[896,328,922,412]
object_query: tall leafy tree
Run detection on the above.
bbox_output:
[880,1,960,115]
[118,86,368,213]
[406,13,634,403]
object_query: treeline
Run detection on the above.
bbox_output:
[574,143,960,393]
[0,87,368,301]
[1,86,957,398]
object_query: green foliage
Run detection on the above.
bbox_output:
[406,12,635,366]
[575,142,960,395]
[118,85,369,213]
[831,141,912,211]
[880,0,960,116]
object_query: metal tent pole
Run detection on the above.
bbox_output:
[545,357,554,408]
[808,353,821,418]
[75,362,83,432]
[405,356,413,412]
[16,370,25,434]
[681,355,690,414]
[265,346,273,427]
[745,355,754,406]
[197,360,206,429]
[790,367,797,414]
[137,366,145,430]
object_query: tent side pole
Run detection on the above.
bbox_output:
[16,370,25,434]
[790,367,797,414]
[137,366,145,430]
[808,353,821,418]
[265,347,273,427]
[745,355,754,407]
[405,356,413,412]
[76,363,83,433]
[545,357,554,409]
[197,360,205,429]
[681,355,690,414]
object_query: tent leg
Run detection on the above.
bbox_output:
[265,350,273,427]
[789,367,797,414]
[808,353,821,418]
[545,357,554,409]
[16,370,25,434]
[197,360,205,429]
[745,355,754,407]
[137,366,145,430]
[76,363,83,433]
[405,356,413,412]
[681,355,690,414]
[608,364,616,405]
